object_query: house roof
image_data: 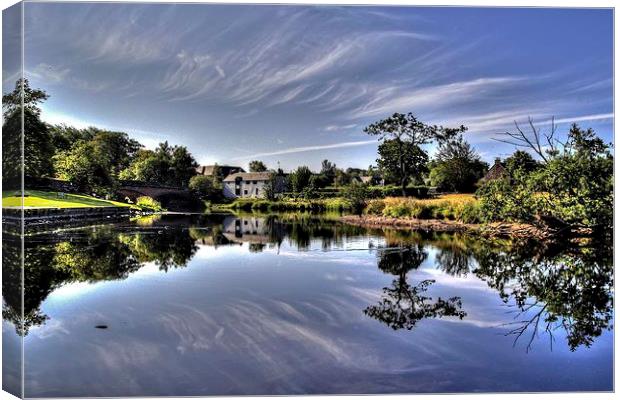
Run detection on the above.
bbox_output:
[484,159,507,180]
[223,172,274,182]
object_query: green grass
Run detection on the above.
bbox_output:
[212,197,353,212]
[2,190,134,209]
[365,194,482,223]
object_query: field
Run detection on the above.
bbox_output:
[2,190,133,209]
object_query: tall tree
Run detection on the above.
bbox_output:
[2,79,55,179]
[248,160,268,172]
[377,139,428,189]
[169,145,198,187]
[119,141,197,187]
[429,136,488,192]
[365,112,466,195]
[53,140,116,195]
[504,150,540,176]
[289,166,312,193]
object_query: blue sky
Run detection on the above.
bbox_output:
[12,3,614,171]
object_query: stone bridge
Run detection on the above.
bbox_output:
[118,180,201,211]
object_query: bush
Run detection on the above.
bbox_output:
[222,197,354,212]
[135,196,163,212]
[341,183,369,215]
[365,199,386,215]
[476,177,535,223]
[189,175,222,201]
[368,195,480,223]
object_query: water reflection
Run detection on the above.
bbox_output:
[364,245,466,330]
[3,213,612,357]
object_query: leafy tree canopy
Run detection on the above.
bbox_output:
[429,135,488,193]
[248,160,268,172]
[365,113,467,195]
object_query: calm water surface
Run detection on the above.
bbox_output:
[2,213,614,396]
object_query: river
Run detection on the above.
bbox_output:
[2,213,613,396]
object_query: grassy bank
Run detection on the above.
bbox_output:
[2,190,134,209]
[211,197,353,212]
[364,194,481,223]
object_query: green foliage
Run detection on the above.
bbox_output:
[221,197,353,212]
[365,199,386,215]
[189,175,221,201]
[2,79,55,180]
[333,168,351,186]
[135,196,164,212]
[429,135,488,192]
[475,177,535,223]
[364,185,431,199]
[504,150,540,176]
[365,196,482,223]
[342,182,369,215]
[263,173,280,201]
[248,160,267,172]
[120,141,198,187]
[320,159,337,184]
[51,126,142,184]
[365,112,467,195]
[289,166,312,193]
[477,124,613,231]
[377,139,429,192]
[52,126,143,195]
[2,78,49,116]
[53,140,117,196]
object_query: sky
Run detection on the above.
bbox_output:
[8,3,614,171]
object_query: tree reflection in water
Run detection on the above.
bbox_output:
[429,234,614,351]
[2,214,613,353]
[2,223,201,335]
[364,244,466,330]
[471,241,613,352]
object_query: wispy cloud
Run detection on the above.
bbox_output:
[552,113,614,124]
[20,3,613,170]
[232,139,377,160]
[349,76,526,118]
[322,124,358,132]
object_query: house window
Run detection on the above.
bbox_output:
[256,188,259,195]
[252,180,257,184]
[244,189,248,195]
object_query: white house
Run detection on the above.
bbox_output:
[222,172,287,199]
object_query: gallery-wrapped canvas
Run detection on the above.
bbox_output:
[1,1,614,398]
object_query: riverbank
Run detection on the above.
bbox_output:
[339,214,555,241]
[2,206,133,233]
[2,190,134,208]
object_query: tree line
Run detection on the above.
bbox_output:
[3,78,613,234]
[2,79,198,197]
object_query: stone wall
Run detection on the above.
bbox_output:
[2,206,132,233]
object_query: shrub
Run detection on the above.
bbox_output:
[341,183,369,215]
[135,196,163,212]
[368,195,479,222]
[365,199,386,215]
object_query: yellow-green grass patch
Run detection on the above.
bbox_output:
[2,190,134,209]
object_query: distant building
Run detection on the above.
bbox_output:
[222,216,269,243]
[222,172,287,199]
[483,158,507,181]
[196,165,245,178]
[359,175,384,186]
